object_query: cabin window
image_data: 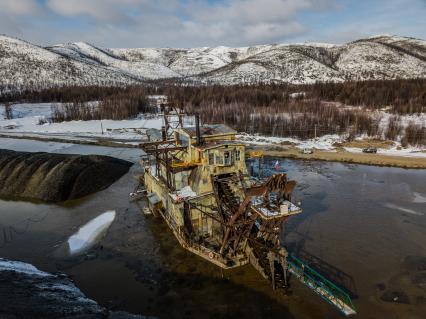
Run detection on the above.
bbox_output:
[224,151,232,165]
[236,150,241,161]
[215,154,223,165]
[208,152,215,165]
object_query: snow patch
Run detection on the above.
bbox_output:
[384,203,424,216]
[413,192,426,203]
[237,133,342,151]
[67,211,116,254]
[0,258,51,277]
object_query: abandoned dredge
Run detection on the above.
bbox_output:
[139,105,356,316]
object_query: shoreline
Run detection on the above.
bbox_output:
[247,145,426,169]
[0,133,138,148]
[1,134,425,169]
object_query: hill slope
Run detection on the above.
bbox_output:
[1,34,426,91]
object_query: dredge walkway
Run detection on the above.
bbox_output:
[287,255,357,316]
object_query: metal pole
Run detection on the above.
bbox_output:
[195,114,202,145]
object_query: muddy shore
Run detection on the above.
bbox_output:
[248,146,426,169]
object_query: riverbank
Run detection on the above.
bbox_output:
[248,145,426,169]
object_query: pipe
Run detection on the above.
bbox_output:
[195,114,202,145]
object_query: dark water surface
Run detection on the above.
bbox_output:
[0,156,425,319]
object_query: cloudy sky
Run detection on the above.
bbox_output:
[1,0,425,48]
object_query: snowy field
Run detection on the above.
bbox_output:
[238,133,426,159]
[0,103,173,142]
[0,102,425,159]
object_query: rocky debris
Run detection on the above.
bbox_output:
[0,258,153,318]
[0,149,132,202]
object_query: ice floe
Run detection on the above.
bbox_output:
[67,210,116,254]
[384,203,424,216]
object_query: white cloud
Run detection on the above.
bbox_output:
[0,0,425,48]
[0,0,40,15]
[46,0,141,22]
[39,0,334,46]
[178,0,332,45]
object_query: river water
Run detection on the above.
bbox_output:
[0,142,425,319]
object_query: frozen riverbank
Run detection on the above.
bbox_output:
[0,258,151,318]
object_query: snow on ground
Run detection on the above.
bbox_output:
[344,143,426,158]
[413,192,426,203]
[0,103,53,119]
[1,103,424,158]
[239,132,426,158]
[237,133,343,151]
[0,103,169,141]
[377,111,426,133]
[377,147,426,158]
[0,258,51,277]
[68,211,116,255]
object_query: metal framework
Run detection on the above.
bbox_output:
[140,107,357,316]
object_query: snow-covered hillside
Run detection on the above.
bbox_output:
[0,35,138,92]
[1,34,426,91]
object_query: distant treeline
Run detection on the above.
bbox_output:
[0,85,154,121]
[1,79,425,144]
[3,79,425,115]
[163,79,426,114]
[306,79,426,114]
[164,79,425,144]
[50,86,153,121]
[185,100,379,140]
[0,85,155,104]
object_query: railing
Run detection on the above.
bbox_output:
[287,254,356,316]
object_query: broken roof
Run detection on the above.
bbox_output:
[180,124,236,137]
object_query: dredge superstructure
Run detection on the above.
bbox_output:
[139,105,356,316]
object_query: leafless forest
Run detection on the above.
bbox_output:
[2,79,425,144]
[50,87,153,121]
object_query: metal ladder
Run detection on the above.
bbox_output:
[287,255,357,316]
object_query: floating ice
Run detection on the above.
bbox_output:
[384,203,424,216]
[67,211,116,254]
[413,192,426,203]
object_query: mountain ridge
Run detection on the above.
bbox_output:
[1,34,426,92]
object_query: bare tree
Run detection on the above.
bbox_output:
[4,102,13,120]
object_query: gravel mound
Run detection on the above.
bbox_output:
[0,149,132,202]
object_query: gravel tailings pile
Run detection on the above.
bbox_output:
[0,149,132,202]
